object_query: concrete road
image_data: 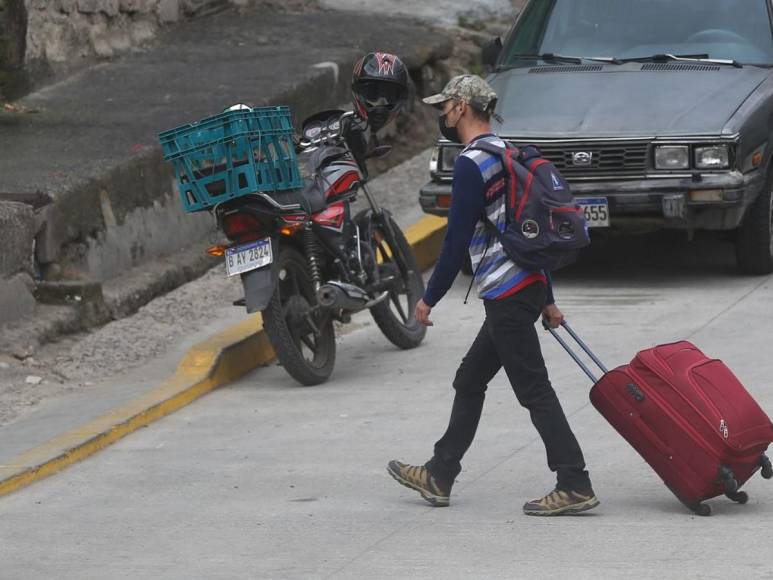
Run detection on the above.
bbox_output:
[1,233,773,579]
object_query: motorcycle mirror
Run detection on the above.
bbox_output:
[482,37,503,69]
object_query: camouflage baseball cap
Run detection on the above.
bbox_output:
[422,74,498,111]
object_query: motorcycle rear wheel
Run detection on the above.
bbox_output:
[368,215,427,350]
[262,247,336,386]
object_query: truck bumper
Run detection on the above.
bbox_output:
[419,170,767,230]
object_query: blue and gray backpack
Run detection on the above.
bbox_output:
[470,140,590,272]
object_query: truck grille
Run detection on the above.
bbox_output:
[511,141,650,178]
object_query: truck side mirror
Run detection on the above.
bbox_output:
[482,37,503,69]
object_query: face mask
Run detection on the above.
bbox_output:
[438,107,461,143]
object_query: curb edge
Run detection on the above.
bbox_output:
[0,215,447,497]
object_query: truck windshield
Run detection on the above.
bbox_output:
[501,0,773,66]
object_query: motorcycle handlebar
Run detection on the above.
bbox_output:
[298,111,358,149]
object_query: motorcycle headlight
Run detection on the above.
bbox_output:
[655,146,690,170]
[440,146,461,172]
[695,145,730,170]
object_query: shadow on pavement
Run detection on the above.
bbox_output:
[557,230,740,284]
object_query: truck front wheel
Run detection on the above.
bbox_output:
[736,182,773,275]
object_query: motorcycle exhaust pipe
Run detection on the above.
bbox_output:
[317,281,370,312]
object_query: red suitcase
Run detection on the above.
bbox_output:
[547,321,773,516]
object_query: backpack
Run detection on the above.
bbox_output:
[469,139,590,272]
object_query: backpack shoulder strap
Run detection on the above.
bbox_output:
[466,138,504,156]
[466,139,523,217]
[518,144,542,162]
[514,156,551,221]
[466,138,521,162]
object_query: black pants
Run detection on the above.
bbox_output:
[426,283,592,493]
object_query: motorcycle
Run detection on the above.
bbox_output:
[214,109,426,385]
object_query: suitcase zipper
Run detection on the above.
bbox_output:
[638,354,734,441]
[687,361,730,422]
[607,369,738,501]
[624,365,752,460]
[649,350,740,443]
[684,360,771,451]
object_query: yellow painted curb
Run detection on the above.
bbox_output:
[404,215,447,272]
[0,316,275,497]
[0,214,447,497]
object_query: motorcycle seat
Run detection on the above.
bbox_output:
[301,179,328,214]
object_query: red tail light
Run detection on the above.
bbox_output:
[222,212,263,242]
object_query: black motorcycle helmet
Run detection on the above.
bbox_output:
[351,52,410,131]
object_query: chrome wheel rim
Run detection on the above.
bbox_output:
[372,230,419,328]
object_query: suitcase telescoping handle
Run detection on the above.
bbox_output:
[542,319,608,384]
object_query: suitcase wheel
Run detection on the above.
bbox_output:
[761,455,773,480]
[671,486,713,516]
[718,466,739,493]
[726,491,749,504]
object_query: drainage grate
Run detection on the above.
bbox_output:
[529,65,604,73]
[641,63,721,72]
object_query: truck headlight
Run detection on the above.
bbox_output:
[695,145,730,169]
[440,146,461,171]
[430,147,439,175]
[655,146,690,170]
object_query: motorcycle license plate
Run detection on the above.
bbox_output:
[578,197,610,228]
[225,238,272,277]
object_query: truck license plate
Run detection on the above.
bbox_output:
[578,197,610,227]
[225,238,272,277]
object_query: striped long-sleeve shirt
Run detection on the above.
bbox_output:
[423,134,553,307]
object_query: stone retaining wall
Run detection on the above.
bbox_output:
[3,1,253,98]
[0,202,37,325]
[0,4,451,338]
[23,0,247,65]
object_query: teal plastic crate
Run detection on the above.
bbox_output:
[158,106,301,213]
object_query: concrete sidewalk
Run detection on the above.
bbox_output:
[0,233,772,579]
[0,3,451,336]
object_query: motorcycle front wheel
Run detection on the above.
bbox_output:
[262,247,336,386]
[368,215,427,350]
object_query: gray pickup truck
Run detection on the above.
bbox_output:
[420,0,773,274]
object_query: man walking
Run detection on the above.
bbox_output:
[387,75,599,516]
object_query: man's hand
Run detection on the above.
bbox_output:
[542,303,564,329]
[415,299,434,327]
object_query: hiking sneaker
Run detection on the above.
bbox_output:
[523,488,599,516]
[387,460,451,507]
